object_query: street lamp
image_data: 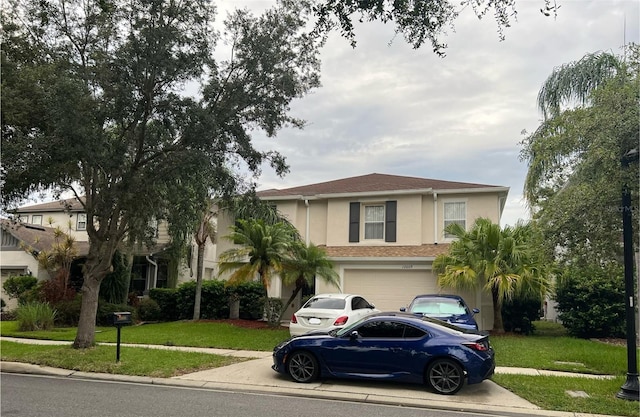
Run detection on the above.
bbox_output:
[617,148,639,401]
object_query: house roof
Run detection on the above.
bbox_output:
[321,244,450,259]
[0,218,168,258]
[256,173,507,199]
[0,219,90,257]
[13,197,85,213]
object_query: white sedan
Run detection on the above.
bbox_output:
[289,293,380,336]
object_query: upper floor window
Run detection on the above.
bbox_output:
[149,218,159,238]
[444,201,466,238]
[349,201,396,243]
[76,213,87,231]
[31,215,42,225]
[364,205,385,240]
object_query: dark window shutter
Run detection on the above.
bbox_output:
[349,202,360,242]
[385,200,397,242]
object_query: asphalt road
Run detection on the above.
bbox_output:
[1,373,535,417]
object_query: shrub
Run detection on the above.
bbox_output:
[199,280,228,319]
[175,280,228,320]
[137,298,162,322]
[16,302,57,331]
[53,296,83,326]
[96,301,135,326]
[502,295,542,335]
[554,264,626,338]
[264,297,283,327]
[149,288,179,321]
[228,281,265,320]
[3,275,38,304]
[39,273,76,305]
[175,281,196,320]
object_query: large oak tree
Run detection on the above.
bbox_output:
[1,0,323,348]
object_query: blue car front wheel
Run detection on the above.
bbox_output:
[287,351,319,383]
[426,359,464,395]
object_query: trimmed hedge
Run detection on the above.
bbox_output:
[554,264,626,338]
[502,295,543,335]
[148,288,178,321]
[151,280,266,321]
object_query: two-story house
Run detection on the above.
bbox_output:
[1,197,217,309]
[216,173,508,330]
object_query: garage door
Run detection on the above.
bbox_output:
[344,269,437,311]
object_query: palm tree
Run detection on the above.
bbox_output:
[217,219,294,293]
[433,218,551,333]
[278,242,341,322]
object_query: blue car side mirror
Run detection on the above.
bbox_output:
[472,308,480,315]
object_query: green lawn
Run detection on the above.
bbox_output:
[1,319,638,416]
[0,320,290,351]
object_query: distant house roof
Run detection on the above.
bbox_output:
[256,173,507,199]
[0,219,167,258]
[0,219,90,257]
[13,197,85,213]
[321,244,450,259]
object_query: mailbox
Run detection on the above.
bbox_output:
[113,311,132,325]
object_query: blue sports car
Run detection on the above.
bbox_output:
[272,312,495,395]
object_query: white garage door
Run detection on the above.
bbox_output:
[344,269,438,311]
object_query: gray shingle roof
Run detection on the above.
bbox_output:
[1,219,90,257]
[13,197,85,213]
[257,173,504,198]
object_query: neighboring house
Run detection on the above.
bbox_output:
[0,197,217,306]
[0,219,89,310]
[216,173,509,330]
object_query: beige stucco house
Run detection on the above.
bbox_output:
[216,173,509,331]
[1,198,217,308]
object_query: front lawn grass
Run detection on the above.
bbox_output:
[0,340,246,378]
[490,334,627,375]
[491,374,639,417]
[1,320,291,351]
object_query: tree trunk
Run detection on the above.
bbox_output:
[491,286,505,334]
[192,243,205,320]
[229,296,240,319]
[73,277,100,348]
[73,242,115,348]
[277,276,306,323]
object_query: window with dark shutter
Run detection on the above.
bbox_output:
[349,202,360,242]
[385,200,397,242]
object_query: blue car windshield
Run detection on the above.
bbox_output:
[411,298,468,315]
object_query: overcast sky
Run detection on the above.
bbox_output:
[220,0,640,226]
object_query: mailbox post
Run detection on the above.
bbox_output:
[113,312,132,362]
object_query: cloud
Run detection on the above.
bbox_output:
[229,0,639,226]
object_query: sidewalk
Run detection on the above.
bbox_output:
[0,337,620,417]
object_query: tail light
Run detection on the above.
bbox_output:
[462,341,489,351]
[291,314,298,324]
[333,315,349,326]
